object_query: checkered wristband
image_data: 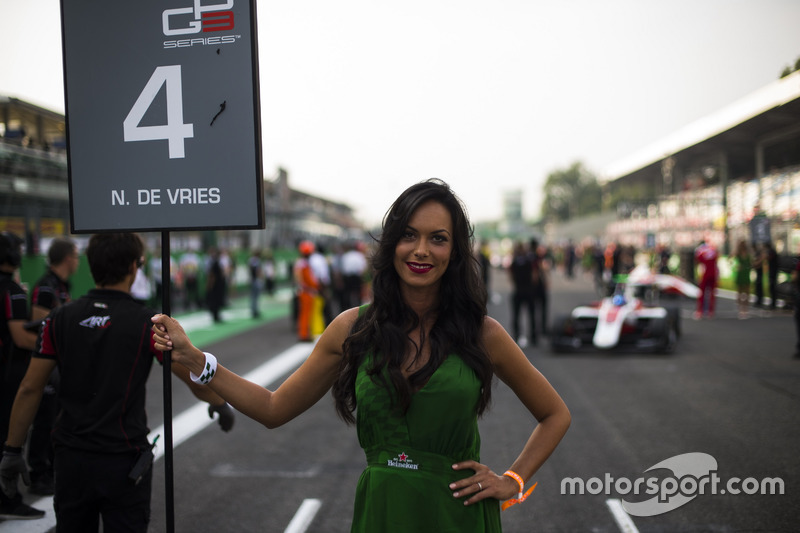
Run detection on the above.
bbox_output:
[190,352,218,385]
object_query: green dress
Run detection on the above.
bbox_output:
[735,255,752,287]
[351,353,503,532]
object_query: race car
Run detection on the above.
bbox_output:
[550,265,700,354]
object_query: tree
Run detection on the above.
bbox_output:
[540,161,602,222]
[779,56,800,78]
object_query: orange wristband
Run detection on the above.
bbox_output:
[501,470,537,511]
[503,470,524,499]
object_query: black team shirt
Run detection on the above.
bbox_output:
[36,289,162,455]
[30,268,72,311]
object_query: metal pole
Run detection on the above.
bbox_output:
[161,231,175,533]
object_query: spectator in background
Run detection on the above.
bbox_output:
[764,242,778,310]
[507,241,537,347]
[219,248,235,305]
[733,239,752,320]
[130,260,151,305]
[531,239,550,336]
[294,241,319,342]
[148,247,176,310]
[619,245,636,274]
[602,242,618,295]
[179,249,202,311]
[694,239,719,320]
[340,241,367,310]
[148,248,163,308]
[590,243,605,296]
[752,243,766,309]
[262,250,276,298]
[27,237,80,496]
[564,239,576,279]
[248,249,263,319]
[658,244,672,274]
[329,244,345,316]
[205,247,227,323]
[309,244,332,326]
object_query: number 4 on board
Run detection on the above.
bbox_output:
[123,65,194,159]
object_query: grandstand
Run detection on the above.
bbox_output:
[599,70,800,257]
[0,96,69,246]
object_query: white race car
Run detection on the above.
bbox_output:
[550,266,700,354]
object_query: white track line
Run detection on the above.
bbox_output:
[284,499,323,533]
[606,499,640,533]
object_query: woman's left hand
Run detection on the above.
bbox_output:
[449,460,518,505]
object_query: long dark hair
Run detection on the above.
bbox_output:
[332,179,492,424]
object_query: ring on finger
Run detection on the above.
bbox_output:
[477,482,483,491]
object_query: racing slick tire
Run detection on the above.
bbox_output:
[665,306,681,338]
[549,314,580,353]
[651,316,678,354]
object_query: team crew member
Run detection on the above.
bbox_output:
[0,232,43,520]
[30,238,79,322]
[26,237,80,496]
[0,233,235,532]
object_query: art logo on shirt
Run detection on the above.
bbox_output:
[79,315,111,329]
[387,452,419,470]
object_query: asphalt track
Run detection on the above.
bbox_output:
[2,273,799,532]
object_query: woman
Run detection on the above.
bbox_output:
[734,239,752,319]
[152,179,570,532]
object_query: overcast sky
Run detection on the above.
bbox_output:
[2,0,799,226]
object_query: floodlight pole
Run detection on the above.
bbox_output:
[161,230,175,533]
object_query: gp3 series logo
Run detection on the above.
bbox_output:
[163,0,235,36]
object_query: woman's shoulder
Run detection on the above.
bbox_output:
[476,315,525,370]
[330,306,362,331]
[315,307,362,356]
[478,315,508,343]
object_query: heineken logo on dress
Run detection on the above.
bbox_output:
[388,452,419,470]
